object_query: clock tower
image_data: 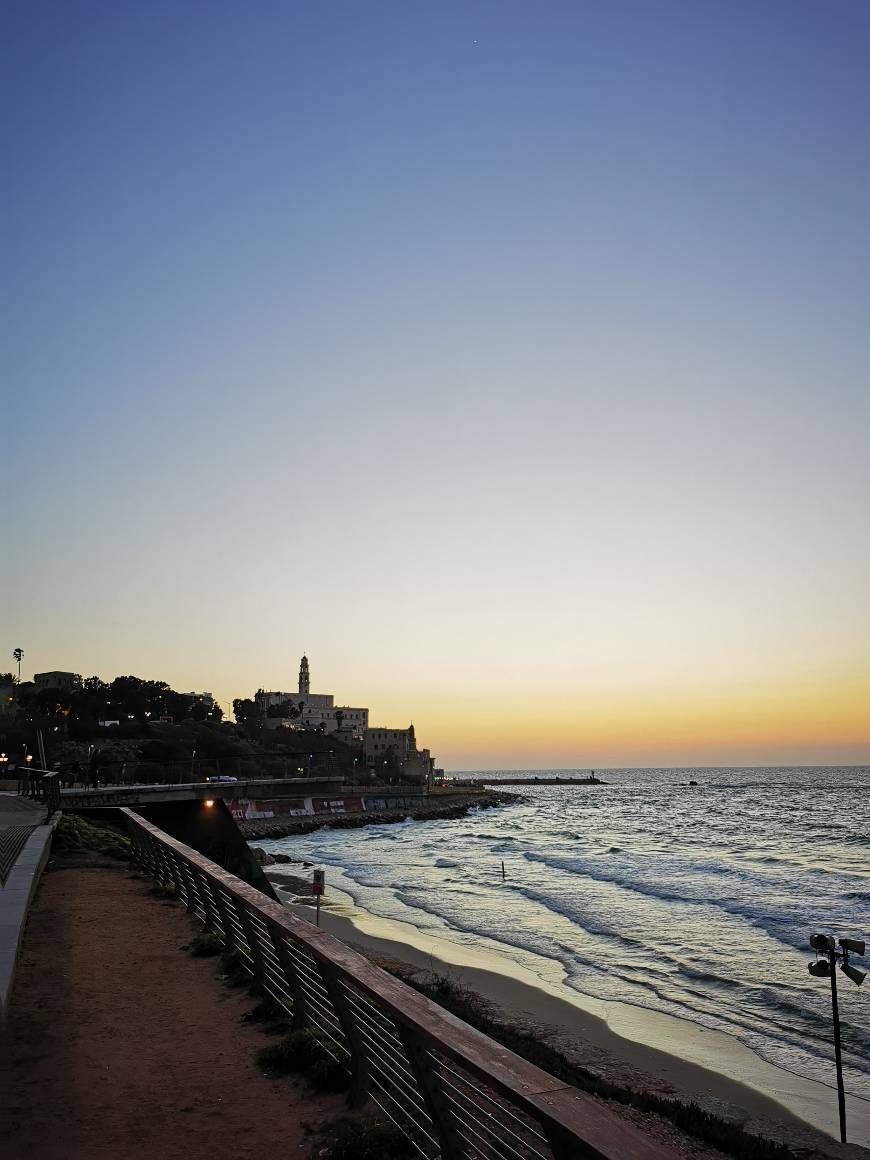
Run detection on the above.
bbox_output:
[299,655,310,698]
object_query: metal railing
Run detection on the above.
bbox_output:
[15,768,61,813]
[122,809,677,1160]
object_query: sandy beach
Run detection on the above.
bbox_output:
[268,869,870,1158]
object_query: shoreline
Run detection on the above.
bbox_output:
[267,872,870,1157]
[239,789,522,839]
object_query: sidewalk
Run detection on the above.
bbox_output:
[0,794,46,883]
[1,861,347,1159]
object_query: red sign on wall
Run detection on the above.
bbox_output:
[311,796,363,814]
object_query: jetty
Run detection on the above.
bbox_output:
[473,779,603,788]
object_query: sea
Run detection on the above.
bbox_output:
[260,767,870,1109]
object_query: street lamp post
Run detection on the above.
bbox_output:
[807,932,866,1143]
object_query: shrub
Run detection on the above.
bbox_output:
[256,1028,350,1091]
[242,997,291,1033]
[220,947,252,988]
[316,1116,413,1160]
[189,931,224,957]
[54,814,131,860]
[149,882,176,900]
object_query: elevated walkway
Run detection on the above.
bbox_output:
[0,793,55,1021]
[59,775,345,809]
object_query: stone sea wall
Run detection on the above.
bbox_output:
[238,789,522,840]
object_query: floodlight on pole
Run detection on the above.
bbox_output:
[807,931,866,1143]
[841,961,866,988]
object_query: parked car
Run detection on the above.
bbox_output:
[206,775,238,783]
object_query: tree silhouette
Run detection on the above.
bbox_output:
[13,647,23,680]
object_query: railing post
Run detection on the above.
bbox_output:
[320,967,371,1107]
[144,831,160,875]
[213,885,239,953]
[136,831,150,871]
[163,847,186,902]
[177,859,201,915]
[398,1026,469,1160]
[232,896,265,991]
[153,840,172,885]
[133,827,149,872]
[125,821,144,868]
[267,924,309,1031]
[196,868,220,933]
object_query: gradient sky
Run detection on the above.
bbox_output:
[4,1,869,769]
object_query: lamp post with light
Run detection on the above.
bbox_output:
[807,932,866,1143]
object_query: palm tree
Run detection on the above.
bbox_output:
[12,647,23,681]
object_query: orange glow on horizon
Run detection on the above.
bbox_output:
[394,673,870,769]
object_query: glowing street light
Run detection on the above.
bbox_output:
[807,932,866,1143]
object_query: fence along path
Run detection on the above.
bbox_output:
[122,809,678,1160]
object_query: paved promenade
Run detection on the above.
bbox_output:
[0,794,46,882]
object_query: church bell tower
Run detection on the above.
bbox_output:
[299,655,310,698]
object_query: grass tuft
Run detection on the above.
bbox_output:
[189,931,224,957]
[220,947,252,988]
[55,814,131,859]
[242,997,291,1034]
[148,882,176,900]
[315,1116,413,1160]
[256,1028,350,1091]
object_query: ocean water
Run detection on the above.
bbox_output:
[262,767,870,1104]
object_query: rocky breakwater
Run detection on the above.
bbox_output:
[239,789,523,841]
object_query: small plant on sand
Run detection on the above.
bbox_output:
[189,931,224,957]
[242,997,291,1034]
[219,947,252,988]
[256,1028,350,1092]
[148,882,177,901]
[314,1115,413,1160]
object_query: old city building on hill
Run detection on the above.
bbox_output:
[254,656,438,784]
[255,656,369,742]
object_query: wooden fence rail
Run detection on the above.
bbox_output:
[121,808,678,1160]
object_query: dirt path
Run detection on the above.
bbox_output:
[1,862,347,1160]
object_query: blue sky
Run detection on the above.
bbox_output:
[5,1,869,767]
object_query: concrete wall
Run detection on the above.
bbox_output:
[136,799,277,898]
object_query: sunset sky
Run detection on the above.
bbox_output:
[6,2,869,769]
